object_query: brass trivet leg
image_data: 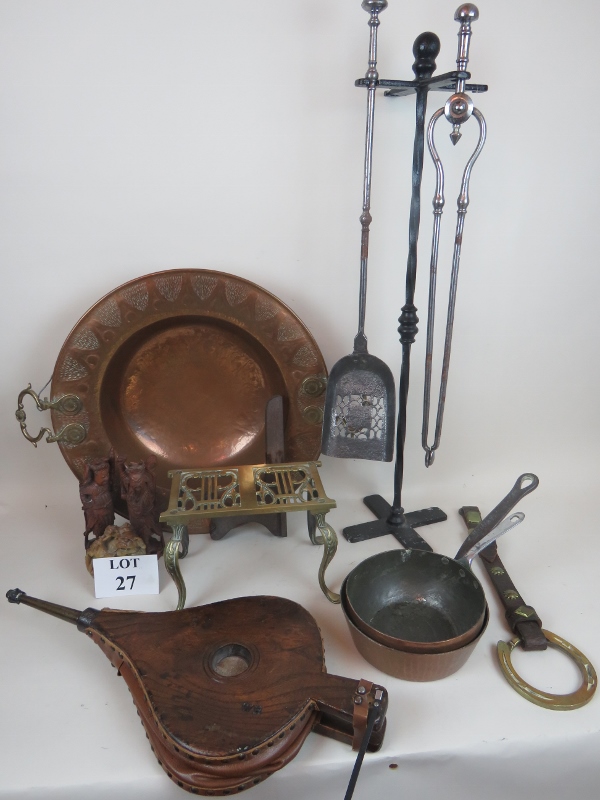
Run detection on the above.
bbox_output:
[314,513,340,604]
[307,511,323,545]
[164,524,189,611]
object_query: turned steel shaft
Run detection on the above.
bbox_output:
[356,0,387,351]
[421,5,485,466]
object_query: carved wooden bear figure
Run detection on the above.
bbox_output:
[79,457,115,549]
[118,456,164,556]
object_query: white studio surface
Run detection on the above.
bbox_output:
[1,1,599,799]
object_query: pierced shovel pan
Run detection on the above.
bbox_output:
[321,1,395,462]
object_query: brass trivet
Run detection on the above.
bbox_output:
[161,461,340,608]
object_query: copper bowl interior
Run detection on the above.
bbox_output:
[341,579,489,681]
[344,549,487,654]
[100,315,287,475]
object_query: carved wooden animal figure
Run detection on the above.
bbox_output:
[79,458,114,549]
[119,456,164,555]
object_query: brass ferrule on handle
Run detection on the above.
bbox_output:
[15,384,86,447]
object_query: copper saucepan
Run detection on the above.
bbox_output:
[342,582,490,681]
[344,511,524,654]
[342,473,539,678]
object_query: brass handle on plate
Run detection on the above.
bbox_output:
[16,384,87,447]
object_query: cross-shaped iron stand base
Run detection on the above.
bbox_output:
[344,496,446,551]
[343,31,487,551]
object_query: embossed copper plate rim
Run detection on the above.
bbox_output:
[49,269,327,517]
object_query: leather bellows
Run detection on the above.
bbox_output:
[6,589,387,795]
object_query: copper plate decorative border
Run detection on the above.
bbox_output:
[49,269,327,515]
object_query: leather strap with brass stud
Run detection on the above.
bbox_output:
[460,505,597,710]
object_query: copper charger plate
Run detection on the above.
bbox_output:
[49,269,327,519]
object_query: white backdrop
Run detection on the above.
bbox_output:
[1,1,600,798]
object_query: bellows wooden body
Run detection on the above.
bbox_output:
[6,589,387,795]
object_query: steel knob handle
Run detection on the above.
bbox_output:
[445,4,480,142]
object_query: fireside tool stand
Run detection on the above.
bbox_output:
[344,3,488,548]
